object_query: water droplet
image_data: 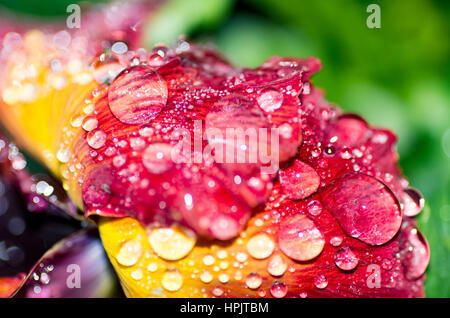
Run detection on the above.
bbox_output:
[209,286,223,297]
[86,129,107,149]
[57,147,71,163]
[313,274,328,289]
[307,200,322,216]
[257,89,283,112]
[203,254,216,266]
[279,160,320,200]
[111,41,128,55]
[322,173,402,246]
[381,258,393,271]
[148,226,196,261]
[267,254,287,277]
[329,235,343,247]
[131,268,143,280]
[82,116,98,132]
[246,233,275,259]
[142,143,174,174]
[334,246,359,271]
[108,65,168,125]
[161,269,183,292]
[399,225,429,280]
[116,238,142,266]
[200,270,213,283]
[218,273,229,283]
[401,188,424,217]
[245,272,262,290]
[278,214,324,261]
[270,281,287,298]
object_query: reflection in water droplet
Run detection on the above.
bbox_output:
[246,233,275,259]
[212,286,224,297]
[116,238,142,266]
[108,65,168,125]
[334,246,359,271]
[278,214,324,261]
[161,269,183,292]
[148,226,196,261]
[86,129,107,149]
[401,188,424,217]
[257,89,283,112]
[267,254,287,277]
[314,274,328,289]
[245,272,262,290]
[270,281,287,298]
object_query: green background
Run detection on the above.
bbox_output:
[0,0,448,297]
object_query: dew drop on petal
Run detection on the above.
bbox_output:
[86,129,107,149]
[161,269,183,292]
[313,274,328,289]
[82,116,98,132]
[279,160,320,200]
[307,200,322,216]
[278,214,324,261]
[148,226,196,261]
[108,65,168,125]
[212,286,224,297]
[245,272,262,290]
[401,188,425,217]
[142,143,174,174]
[270,281,287,298]
[116,238,142,266]
[322,173,402,246]
[257,88,283,112]
[399,225,430,280]
[334,246,359,271]
[246,233,275,259]
[329,235,343,247]
[267,254,287,277]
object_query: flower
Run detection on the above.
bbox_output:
[0,2,429,298]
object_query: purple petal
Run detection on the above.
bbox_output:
[13,228,119,298]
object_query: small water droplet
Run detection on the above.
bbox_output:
[161,269,183,292]
[257,89,283,112]
[267,254,287,277]
[334,246,359,271]
[270,281,287,298]
[86,129,107,149]
[246,233,275,259]
[401,188,424,217]
[314,274,328,289]
[245,272,262,290]
[116,238,142,266]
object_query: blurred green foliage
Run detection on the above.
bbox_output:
[0,0,448,297]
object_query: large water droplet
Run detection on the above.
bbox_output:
[334,246,359,271]
[322,173,402,246]
[108,65,168,125]
[278,214,324,261]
